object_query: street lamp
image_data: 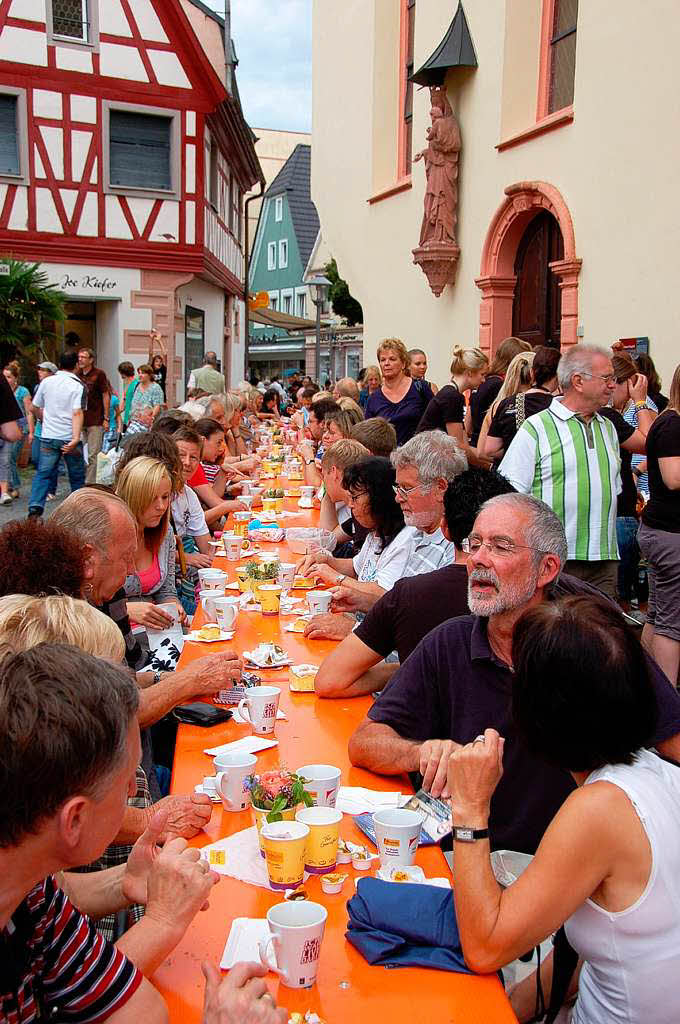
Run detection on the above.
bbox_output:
[308,275,331,384]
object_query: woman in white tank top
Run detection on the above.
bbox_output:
[445,595,680,1024]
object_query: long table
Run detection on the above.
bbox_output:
[155,497,516,1023]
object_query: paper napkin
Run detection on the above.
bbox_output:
[335,787,403,815]
[220,918,273,970]
[204,736,279,757]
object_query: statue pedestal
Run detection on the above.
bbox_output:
[412,241,461,297]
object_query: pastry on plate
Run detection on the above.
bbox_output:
[197,624,221,640]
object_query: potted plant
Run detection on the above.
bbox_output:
[244,559,280,583]
[246,768,314,855]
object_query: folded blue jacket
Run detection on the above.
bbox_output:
[345,877,472,973]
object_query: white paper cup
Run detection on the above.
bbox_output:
[237,686,281,735]
[199,588,225,622]
[199,569,228,591]
[300,485,315,501]
[223,533,244,560]
[216,751,257,812]
[372,808,423,867]
[296,764,341,807]
[277,562,296,589]
[212,597,238,632]
[260,900,327,988]
[307,590,332,616]
[199,567,227,584]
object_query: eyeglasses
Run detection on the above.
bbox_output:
[580,372,616,385]
[462,535,540,557]
[392,482,421,499]
[348,490,368,504]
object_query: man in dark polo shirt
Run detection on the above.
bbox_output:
[348,493,680,853]
[315,468,514,698]
[77,347,110,484]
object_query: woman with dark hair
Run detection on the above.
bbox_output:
[447,595,680,1024]
[150,353,167,400]
[0,518,87,597]
[258,388,281,420]
[296,456,412,603]
[483,346,561,460]
[635,352,667,412]
[469,336,532,446]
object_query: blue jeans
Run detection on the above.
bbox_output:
[616,516,640,601]
[8,434,25,490]
[29,438,85,513]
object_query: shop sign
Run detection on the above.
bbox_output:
[59,272,119,293]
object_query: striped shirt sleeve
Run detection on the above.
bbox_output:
[39,878,143,1023]
[498,422,539,494]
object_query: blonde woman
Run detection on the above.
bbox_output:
[0,593,125,663]
[364,338,434,445]
[476,351,535,460]
[336,396,364,424]
[115,455,183,631]
[359,364,382,410]
[469,336,532,446]
[417,345,490,468]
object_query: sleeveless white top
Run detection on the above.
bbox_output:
[565,748,680,1024]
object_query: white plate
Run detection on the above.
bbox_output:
[244,657,293,669]
[187,630,235,644]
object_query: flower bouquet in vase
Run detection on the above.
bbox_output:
[246,768,314,856]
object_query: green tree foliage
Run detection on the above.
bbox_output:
[324,258,363,326]
[0,259,66,368]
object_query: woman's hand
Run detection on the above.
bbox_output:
[447,728,505,823]
[129,602,175,630]
[304,562,337,586]
[185,552,213,569]
[295,549,331,574]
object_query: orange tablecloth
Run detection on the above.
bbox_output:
[155,497,516,1023]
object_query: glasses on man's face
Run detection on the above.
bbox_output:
[462,535,537,557]
[392,482,420,500]
[580,372,616,385]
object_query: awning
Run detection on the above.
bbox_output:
[410,2,477,87]
[249,308,318,330]
[248,342,304,359]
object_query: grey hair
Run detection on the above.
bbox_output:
[557,345,611,391]
[196,393,240,419]
[391,430,468,487]
[51,489,135,552]
[479,493,568,569]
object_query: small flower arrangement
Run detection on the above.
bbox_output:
[245,768,314,822]
[263,488,284,499]
[244,559,279,582]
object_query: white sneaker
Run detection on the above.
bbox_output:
[0,493,13,505]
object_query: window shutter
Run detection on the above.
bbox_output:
[0,96,19,176]
[109,111,172,190]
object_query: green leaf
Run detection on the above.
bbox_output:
[266,810,283,823]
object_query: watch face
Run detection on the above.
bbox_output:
[454,827,474,842]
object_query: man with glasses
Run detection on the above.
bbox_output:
[349,493,680,853]
[500,345,625,599]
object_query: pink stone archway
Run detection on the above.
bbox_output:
[475,181,582,356]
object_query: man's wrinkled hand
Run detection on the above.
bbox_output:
[121,807,169,906]
[185,652,243,695]
[156,792,213,841]
[201,962,287,1024]
[419,738,462,799]
[145,837,219,935]
[304,612,354,641]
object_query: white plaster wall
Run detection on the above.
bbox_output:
[0,26,47,65]
[99,0,132,37]
[39,126,64,179]
[148,50,191,88]
[9,0,45,21]
[7,186,28,230]
[131,0,169,43]
[33,90,62,120]
[56,47,92,73]
[312,0,680,388]
[100,42,148,82]
[71,95,97,123]
[176,277,227,383]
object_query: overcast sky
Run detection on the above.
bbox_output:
[202,0,312,133]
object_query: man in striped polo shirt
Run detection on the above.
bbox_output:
[499,345,621,599]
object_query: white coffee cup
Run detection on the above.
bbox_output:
[296,764,341,807]
[277,562,296,590]
[300,485,315,502]
[307,590,332,616]
[372,808,423,867]
[199,588,226,622]
[240,480,253,495]
[223,533,244,560]
[259,901,328,989]
[237,686,281,735]
[199,569,228,590]
[216,751,257,811]
[212,597,238,632]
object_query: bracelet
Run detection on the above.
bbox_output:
[634,400,647,410]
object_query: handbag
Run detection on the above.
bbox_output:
[16,434,31,469]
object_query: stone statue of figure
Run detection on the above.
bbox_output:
[413,85,461,246]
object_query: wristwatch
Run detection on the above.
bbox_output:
[452,826,489,842]
[335,573,346,584]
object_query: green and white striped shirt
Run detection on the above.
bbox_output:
[499,399,621,561]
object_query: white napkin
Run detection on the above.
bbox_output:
[231,707,287,724]
[335,786,402,815]
[204,736,279,757]
[200,825,307,891]
[220,918,272,970]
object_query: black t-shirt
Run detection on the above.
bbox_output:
[488,391,554,455]
[599,407,637,518]
[355,563,469,662]
[469,375,503,446]
[0,373,22,426]
[642,411,680,532]
[416,384,465,434]
[367,613,680,854]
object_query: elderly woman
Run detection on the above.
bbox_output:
[127,363,164,437]
[359,364,382,410]
[364,338,433,445]
[298,456,412,605]
[448,595,680,1024]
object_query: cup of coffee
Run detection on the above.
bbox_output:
[237,685,281,735]
[372,808,423,867]
[299,485,315,505]
[212,597,238,632]
[295,806,342,874]
[296,764,341,807]
[199,588,226,622]
[260,820,310,892]
[307,590,332,616]
[216,751,257,812]
[260,900,327,988]
[256,583,283,616]
[236,567,252,593]
[198,567,227,587]
[223,533,243,560]
[277,562,296,590]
